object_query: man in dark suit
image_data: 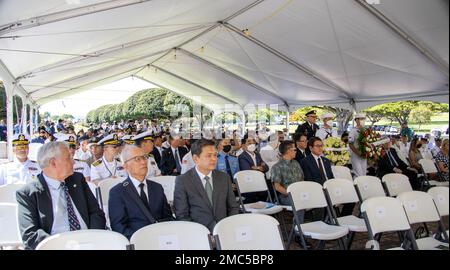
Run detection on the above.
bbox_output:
[238,135,270,203]
[160,135,188,175]
[295,110,320,140]
[377,140,420,190]
[151,134,163,168]
[16,142,106,250]
[293,133,310,164]
[301,137,354,219]
[173,139,240,232]
[109,145,172,239]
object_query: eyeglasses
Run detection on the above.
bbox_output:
[124,155,148,163]
[313,144,324,148]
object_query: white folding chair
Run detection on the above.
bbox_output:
[354,176,386,202]
[323,179,367,249]
[382,174,413,197]
[397,191,449,250]
[361,197,418,250]
[0,203,22,249]
[287,181,349,250]
[96,177,124,208]
[0,183,25,203]
[428,187,449,237]
[419,159,449,187]
[213,213,285,250]
[149,176,176,204]
[35,230,130,250]
[234,170,283,215]
[130,221,211,250]
[331,166,353,181]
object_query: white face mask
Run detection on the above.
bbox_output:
[359,120,365,127]
[326,120,333,127]
[247,144,256,152]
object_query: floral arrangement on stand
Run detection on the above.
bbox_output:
[357,127,388,160]
[323,137,350,166]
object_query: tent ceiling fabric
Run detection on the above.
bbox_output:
[0,0,448,110]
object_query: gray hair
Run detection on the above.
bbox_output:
[120,145,141,164]
[37,141,68,169]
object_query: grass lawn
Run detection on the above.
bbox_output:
[376,113,449,134]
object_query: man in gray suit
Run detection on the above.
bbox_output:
[173,139,240,232]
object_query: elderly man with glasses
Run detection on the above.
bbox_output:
[90,133,128,185]
[108,145,173,239]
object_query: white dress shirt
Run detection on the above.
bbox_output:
[246,151,257,166]
[312,153,329,180]
[43,174,87,235]
[195,167,213,190]
[129,175,148,202]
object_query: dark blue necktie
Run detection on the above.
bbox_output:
[174,149,182,173]
[225,155,233,178]
[60,182,81,231]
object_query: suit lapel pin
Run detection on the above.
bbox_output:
[123,182,129,187]
[73,184,77,188]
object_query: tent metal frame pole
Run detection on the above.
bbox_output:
[178,48,289,108]
[21,98,27,135]
[223,22,352,99]
[5,84,14,161]
[0,0,153,36]
[285,108,290,135]
[150,65,243,108]
[354,0,449,77]
[16,24,212,80]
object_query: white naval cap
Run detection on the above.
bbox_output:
[98,133,120,146]
[133,131,153,142]
[320,112,334,119]
[12,133,30,146]
[55,133,77,146]
[121,135,135,145]
[354,113,366,120]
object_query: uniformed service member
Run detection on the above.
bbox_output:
[295,110,320,140]
[0,133,41,185]
[316,112,338,141]
[133,131,161,178]
[215,138,240,180]
[121,135,135,145]
[55,133,91,182]
[348,113,368,177]
[90,133,128,184]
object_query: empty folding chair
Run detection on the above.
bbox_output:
[0,183,25,203]
[323,179,367,249]
[382,174,413,197]
[354,176,386,202]
[397,191,448,250]
[234,170,283,215]
[130,221,211,250]
[287,181,349,250]
[419,159,449,188]
[361,197,418,250]
[149,176,176,204]
[35,230,131,250]
[0,203,22,249]
[213,213,285,250]
[96,177,124,209]
[331,166,353,181]
[428,187,449,237]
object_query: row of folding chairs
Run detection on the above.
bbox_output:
[33,213,285,250]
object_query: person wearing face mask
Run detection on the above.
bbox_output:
[348,114,368,177]
[238,135,270,203]
[316,113,338,141]
[215,139,240,180]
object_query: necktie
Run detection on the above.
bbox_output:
[204,176,213,206]
[387,150,398,167]
[174,149,182,173]
[60,182,81,231]
[225,156,233,179]
[139,183,150,209]
[317,158,327,182]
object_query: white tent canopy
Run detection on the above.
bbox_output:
[0,0,448,111]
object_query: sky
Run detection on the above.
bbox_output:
[39,77,154,119]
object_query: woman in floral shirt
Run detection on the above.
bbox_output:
[435,139,449,182]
